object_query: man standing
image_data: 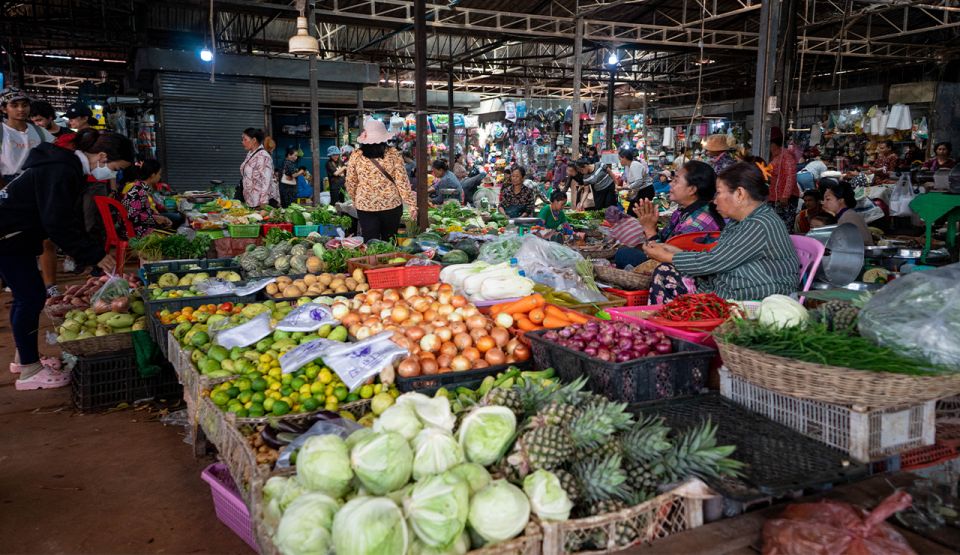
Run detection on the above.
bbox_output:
[769,137,801,230]
[30,101,70,138]
[1,88,54,185]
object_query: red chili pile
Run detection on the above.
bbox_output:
[654,293,735,322]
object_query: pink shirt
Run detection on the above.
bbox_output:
[770,150,799,201]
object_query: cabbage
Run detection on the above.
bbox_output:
[345,427,374,450]
[332,496,410,555]
[396,392,456,432]
[373,403,423,441]
[263,475,307,529]
[412,428,464,481]
[403,473,470,548]
[757,294,809,329]
[274,492,339,555]
[467,480,530,544]
[350,431,413,495]
[522,470,573,522]
[408,531,471,555]
[457,406,516,466]
[297,434,354,498]
[445,463,491,496]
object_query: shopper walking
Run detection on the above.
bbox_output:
[326,146,346,204]
[279,146,304,208]
[30,100,70,138]
[345,118,417,241]
[0,129,131,389]
[1,88,54,186]
[579,158,618,210]
[240,128,279,208]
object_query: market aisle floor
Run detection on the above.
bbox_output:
[0,271,250,554]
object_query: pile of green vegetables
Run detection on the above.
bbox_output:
[428,201,487,230]
[265,205,352,230]
[131,233,212,261]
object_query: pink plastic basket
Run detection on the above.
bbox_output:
[608,305,718,348]
[201,463,259,552]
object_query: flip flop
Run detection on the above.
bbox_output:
[15,365,71,391]
[10,357,61,375]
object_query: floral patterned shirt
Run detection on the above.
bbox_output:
[121,180,161,237]
[345,148,416,212]
[499,184,536,217]
[241,147,279,207]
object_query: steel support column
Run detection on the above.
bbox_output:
[414,0,429,230]
[308,1,322,206]
[751,0,781,160]
[571,17,583,159]
[447,66,455,169]
[606,67,615,150]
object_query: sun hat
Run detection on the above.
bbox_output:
[703,134,732,153]
[326,145,341,156]
[341,145,354,154]
[0,87,31,107]
[357,117,394,144]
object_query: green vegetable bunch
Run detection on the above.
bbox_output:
[131,233,212,261]
[265,227,294,245]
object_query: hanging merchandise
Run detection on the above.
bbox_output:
[564,105,573,123]
[388,113,405,134]
[464,115,479,129]
[809,123,822,146]
[888,103,913,131]
[662,127,675,149]
[516,101,527,119]
[504,101,517,122]
[915,117,929,141]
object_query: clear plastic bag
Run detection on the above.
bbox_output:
[89,274,131,305]
[478,234,523,263]
[214,312,273,349]
[275,418,364,469]
[858,263,960,368]
[276,304,337,333]
[515,236,607,303]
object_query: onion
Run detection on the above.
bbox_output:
[466,315,488,330]
[513,344,531,362]
[453,333,473,351]
[366,291,383,304]
[369,322,384,334]
[419,351,435,360]
[380,308,393,320]
[484,348,506,366]
[470,328,489,342]
[438,283,454,294]
[436,326,453,342]
[450,322,467,335]
[412,298,431,313]
[358,304,373,315]
[446,310,463,322]
[656,341,673,355]
[408,312,423,325]
[420,334,440,353]
[397,357,420,378]
[355,293,367,304]
[477,336,497,353]
[451,295,467,308]
[451,356,471,372]
[436,353,453,369]
[423,309,438,322]
[363,316,380,328]
[420,358,439,375]
[494,313,514,329]
[489,327,510,348]
[543,331,559,342]
[472,360,490,369]
[331,303,350,320]
[461,347,481,362]
[402,285,419,299]
[439,341,458,357]
[349,323,361,337]
[355,326,371,340]
[437,304,454,317]
[461,306,479,318]
[504,338,520,355]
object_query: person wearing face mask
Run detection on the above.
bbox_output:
[0,129,131,390]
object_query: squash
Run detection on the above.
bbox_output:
[306,256,323,274]
[274,255,291,272]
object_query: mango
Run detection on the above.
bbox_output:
[106,313,135,329]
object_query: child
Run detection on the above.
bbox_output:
[809,213,837,229]
[538,190,569,230]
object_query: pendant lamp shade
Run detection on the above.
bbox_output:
[288,16,319,55]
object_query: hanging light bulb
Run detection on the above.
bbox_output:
[288,16,319,55]
[199,48,214,62]
[607,52,618,65]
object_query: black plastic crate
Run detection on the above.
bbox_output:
[71,350,182,411]
[395,361,531,393]
[632,394,870,501]
[139,258,240,285]
[525,329,713,403]
[147,314,176,357]
[141,287,256,315]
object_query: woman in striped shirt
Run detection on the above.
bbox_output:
[642,162,799,303]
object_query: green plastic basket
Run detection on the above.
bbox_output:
[294,225,319,237]
[196,229,225,240]
[228,224,260,238]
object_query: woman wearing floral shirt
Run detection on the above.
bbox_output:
[120,160,172,237]
[498,166,537,217]
[240,128,279,207]
[345,118,417,241]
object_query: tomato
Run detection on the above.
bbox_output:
[219,302,234,312]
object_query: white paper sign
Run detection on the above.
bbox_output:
[276,304,337,332]
[214,313,272,349]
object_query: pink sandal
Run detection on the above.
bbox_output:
[10,357,61,375]
[15,364,71,390]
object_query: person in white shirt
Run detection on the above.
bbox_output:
[1,88,54,185]
[618,147,651,215]
[803,147,828,181]
[672,146,690,171]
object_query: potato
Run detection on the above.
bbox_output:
[303,274,317,286]
[345,278,358,290]
[356,283,369,292]
[266,283,279,295]
[352,268,366,283]
[329,279,345,290]
[293,279,307,290]
[306,256,323,274]
[308,284,325,295]
[319,273,333,285]
[334,286,349,294]
[277,276,292,286]
[282,285,303,297]
[323,288,334,295]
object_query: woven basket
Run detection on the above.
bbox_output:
[593,263,653,291]
[573,245,617,260]
[716,337,960,409]
[58,332,133,357]
[541,479,711,554]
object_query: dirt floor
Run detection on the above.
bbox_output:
[0,269,251,555]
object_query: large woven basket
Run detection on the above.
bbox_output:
[716,337,960,409]
[58,332,133,357]
[593,263,653,291]
[573,245,617,260]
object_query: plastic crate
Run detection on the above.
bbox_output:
[719,368,936,462]
[365,263,441,289]
[141,263,242,287]
[214,237,259,258]
[71,350,182,411]
[293,224,319,237]
[200,463,259,551]
[603,287,650,306]
[260,223,293,237]
[227,224,261,238]
[633,394,870,501]
[148,315,176,357]
[900,442,958,471]
[395,361,530,393]
[525,329,713,403]
[141,287,256,315]
[937,421,960,450]
[608,305,717,347]
[195,229,225,240]
[140,257,239,282]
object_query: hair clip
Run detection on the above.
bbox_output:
[755,161,773,181]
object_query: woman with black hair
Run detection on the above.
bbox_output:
[498,166,536,217]
[120,159,173,237]
[642,162,799,303]
[922,142,955,171]
[345,118,416,241]
[822,179,874,246]
[279,145,304,207]
[613,161,724,269]
[240,127,279,207]
[870,139,900,182]
[0,129,132,390]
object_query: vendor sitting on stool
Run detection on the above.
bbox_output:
[538,190,569,231]
[642,162,799,304]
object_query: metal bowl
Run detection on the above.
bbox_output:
[811,281,883,292]
[805,224,865,286]
[864,246,898,257]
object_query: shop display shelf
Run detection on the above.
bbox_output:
[525,329,713,404]
[71,349,181,412]
[632,394,870,501]
[200,463,259,551]
[719,367,936,462]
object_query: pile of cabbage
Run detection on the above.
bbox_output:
[264,392,573,555]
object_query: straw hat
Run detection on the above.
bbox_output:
[703,134,732,152]
[358,117,395,144]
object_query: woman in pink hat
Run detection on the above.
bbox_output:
[345,118,417,241]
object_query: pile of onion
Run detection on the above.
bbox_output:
[542,321,673,363]
[329,284,530,377]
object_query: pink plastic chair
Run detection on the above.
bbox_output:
[790,235,825,302]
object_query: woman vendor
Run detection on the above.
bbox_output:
[794,189,824,234]
[821,179,874,246]
[922,142,955,171]
[613,161,724,269]
[642,162,799,303]
[498,166,536,218]
[537,190,568,230]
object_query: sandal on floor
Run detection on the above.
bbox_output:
[10,357,61,375]
[15,365,71,390]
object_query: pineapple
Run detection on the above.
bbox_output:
[553,468,582,504]
[506,424,574,477]
[516,380,561,419]
[571,454,629,504]
[621,415,672,465]
[481,386,524,416]
[568,402,634,457]
[582,499,639,549]
[622,458,664,500]
[655,419,743,484]
[527,400,580,428]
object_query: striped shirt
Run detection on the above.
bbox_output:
[673,203,799,300]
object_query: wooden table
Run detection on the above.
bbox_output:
[626,473,960,555]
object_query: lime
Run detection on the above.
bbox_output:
[211,391,231,406]
[304,365,319,380]
[190,331,210,347]
[238,390,253,404]
[310,382,325,395]
[272,400,291,416]
[281,386,293,397]
[346,392,360,403]
[235,378,252,392]
[225,386,241,399]
[248,406,265,418]
[251,391,266,404]
[333,386,348,401]
[263,397,275,412]
[359,384,374,399]
[325,398,339,411]
[226,403,244,414]
[301,397,320,412]
[318,368,333,384]
[251,377,268,392]
[290,378,305,390]
[235,408,248,418]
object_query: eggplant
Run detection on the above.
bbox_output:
[275,420,308,434]
[260,427,286,450]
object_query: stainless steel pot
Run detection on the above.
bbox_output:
[805,224,865,286]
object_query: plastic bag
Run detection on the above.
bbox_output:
[280,332,408,390]
[89,274,131,305]
[514,236,606,303]
[478,234,523,264]
[275,417,364,469]
[858,263,960,369]
[889,174,916,216]
[214,313,273,349]
[276,304,337,333]
[762,491,915,555]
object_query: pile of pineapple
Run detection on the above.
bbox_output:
[480,378,742,550]
[810,300,861,334]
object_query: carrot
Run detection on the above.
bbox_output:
[546,304,589,324]
[528,308,545,324]
[516,318,540,331]
[496,294,543,315]
[564,311,590,324]
[542,315,572,328]
[490,303,506,315]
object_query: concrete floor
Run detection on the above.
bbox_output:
[0,270,251,554]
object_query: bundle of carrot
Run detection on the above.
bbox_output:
[490,293,590,332]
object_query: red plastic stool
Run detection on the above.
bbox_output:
[93,196,134,272]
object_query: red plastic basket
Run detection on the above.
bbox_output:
[603,288,650,306]
[260,223,293,237]
[364,264,441,289]
[666,231,721,252]
[608,305,717,347]
[900,442,958,471]
[200,463,258,552]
